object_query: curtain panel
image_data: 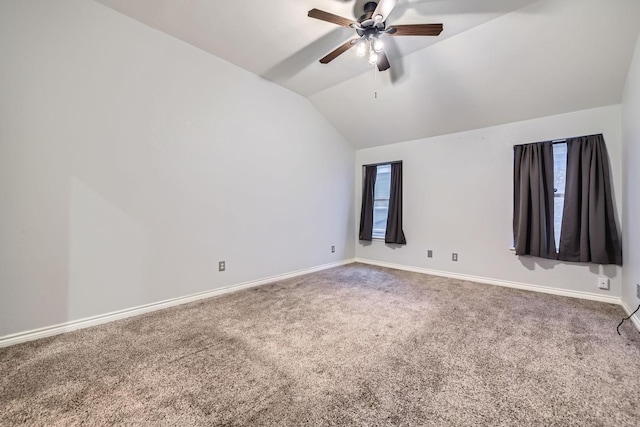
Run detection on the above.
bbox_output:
[385,162,406,245]
[513,142,557,259]
[359,165,377,241]
[558,134,622,265]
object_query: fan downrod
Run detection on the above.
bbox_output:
[358,2,386,36]
[358,1,383,28]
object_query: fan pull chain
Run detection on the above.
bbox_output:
[373,64,378,99]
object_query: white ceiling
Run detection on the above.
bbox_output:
[95,0,640,148]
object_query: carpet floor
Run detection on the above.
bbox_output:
[1,263,640,426]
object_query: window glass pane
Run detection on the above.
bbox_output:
[553,143,567,250]
[373,200,389,238]
[375,164,391,200]
[554,196,565,250]
[553,143,567,194]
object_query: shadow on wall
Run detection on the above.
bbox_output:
[517,255,618,279]
[358,240,404,250]
[69,177,147,322]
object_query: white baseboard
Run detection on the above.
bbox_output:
[0,258,356,348]
[621,301,640,333]
[355,258,622,305]
[4,258,631,348]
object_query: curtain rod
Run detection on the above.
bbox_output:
[514,138,568,147]
[514,133,603,147]
[361,160,403,168]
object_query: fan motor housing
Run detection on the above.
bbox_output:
[356,26,382,38]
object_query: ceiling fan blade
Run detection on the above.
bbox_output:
[377,50,391,71]
[389,24,443,36]
[320,39,359,64]
[308,8,357,28]
[372,0,398,23]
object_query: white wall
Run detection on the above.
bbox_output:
[0,0,355,338]
[622,33,640,312]
[356,105,623,298]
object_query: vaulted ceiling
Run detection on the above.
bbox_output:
[95,0,640,148]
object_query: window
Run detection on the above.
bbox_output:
[359,161,406,244]
[372,164,391,239]
[513,134,621,264]
[552,142,567,250]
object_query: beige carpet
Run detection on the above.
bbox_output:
[1,263,640,426]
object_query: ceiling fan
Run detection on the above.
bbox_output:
[308,0,443,71]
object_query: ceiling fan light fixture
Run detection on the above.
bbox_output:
[356,40,367,56]
[369,52,379,65]
[374,14,384,22]
[373,38,384,52]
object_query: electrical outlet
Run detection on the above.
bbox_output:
[331,245,335,253]
[597,277,609,290]
[218,261,225,272]
[452,253,458,262]
[427,250,433,258]
[637,284,640,299]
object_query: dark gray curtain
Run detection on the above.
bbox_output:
[558,134,622,265]
[359,165,377,241]
[513,142,556,259]
[385,163,406,245]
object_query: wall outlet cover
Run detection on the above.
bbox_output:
[218,261,226,272]
[427,250,433,258]
[452,253,458,262]
[597,277,609,290]
[331,246,335,253]
[637,284,640,299]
